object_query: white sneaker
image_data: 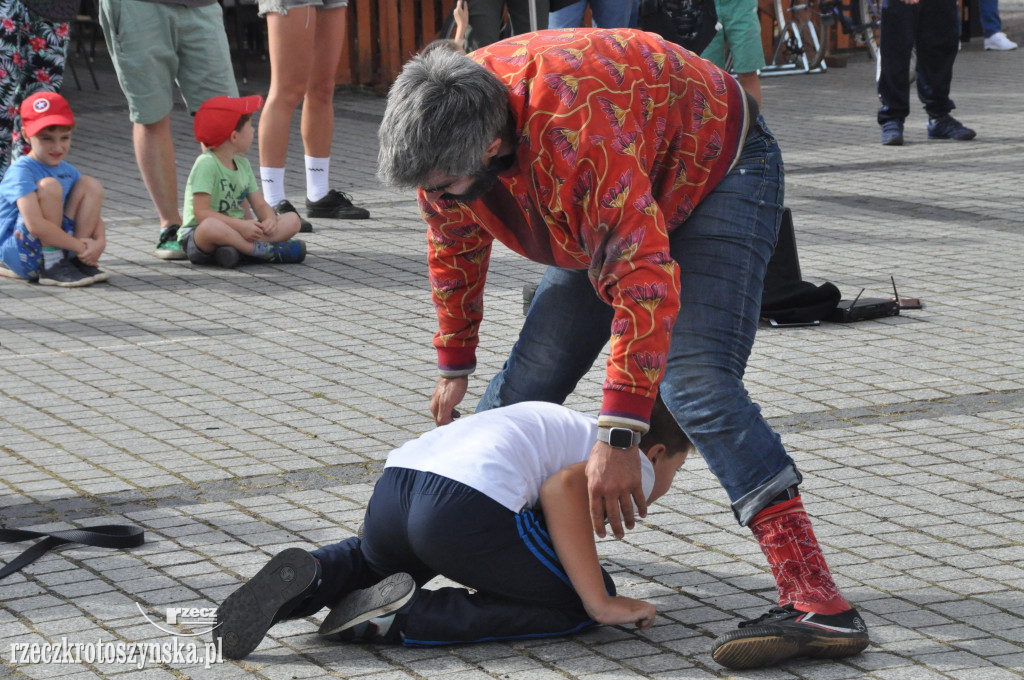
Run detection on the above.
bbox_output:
[984,32,1018,50]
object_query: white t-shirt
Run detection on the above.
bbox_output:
[385,402,655,513]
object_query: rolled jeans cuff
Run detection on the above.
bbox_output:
[731,463,803,527]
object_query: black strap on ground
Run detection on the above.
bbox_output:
[0,525,145,581]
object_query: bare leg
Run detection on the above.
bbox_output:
[65,175,105,239]
[260,8,317,168]
[133,116,182,229]
[737,72,762,107]
[300,7,347,158]
[192,218,259,253]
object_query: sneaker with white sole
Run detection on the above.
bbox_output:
[711,604,869,670]
[318,572,415,639]
[38,257,92,287]
[71,258,109,283]
[984,32,1018,50]
[154,224,187,260]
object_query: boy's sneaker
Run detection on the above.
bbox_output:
[711,605,869,670]
[269,240,306,264]
[214,246,241,269]
[880,121,904,146]
[273,199,314,233]
[154,224,187,260]
[39,257,92,287]
[0,261,25,280]
[318,572,415,639]
[927,114,976,141]
[214,548,320,660]
[71,258,109,283]
[984,31,1018,50]
[306,189,370,220]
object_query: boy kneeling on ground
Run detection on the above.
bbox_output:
[215,398,691,658]
[180,96,305,268]
[0,93,107,287]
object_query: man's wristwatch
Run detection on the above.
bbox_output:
[597,426,642,450]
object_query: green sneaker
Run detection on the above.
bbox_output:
[154,224,187,260]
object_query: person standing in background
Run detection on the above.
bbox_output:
[979,0,1017,50]
[256,0,369,227]
[549,0,634,29]
[701,0,764,106]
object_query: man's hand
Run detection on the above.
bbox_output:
[585,440,646,539]
[430,376,468,425]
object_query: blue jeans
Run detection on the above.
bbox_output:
[478,116,800,526]
[978,0,1001,37]
[549,0,636,28]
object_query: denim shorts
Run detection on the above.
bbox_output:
[0,215,75,278]
[180,229,218,266]
[257,0,348,18]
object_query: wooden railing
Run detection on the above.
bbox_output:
[336,0,459,88]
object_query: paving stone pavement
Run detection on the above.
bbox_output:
[2,16,1024,680]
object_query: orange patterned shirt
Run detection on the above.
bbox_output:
[423,28,750,431]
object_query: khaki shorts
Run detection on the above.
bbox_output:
[257,0,348,18]
[99,0,239,124]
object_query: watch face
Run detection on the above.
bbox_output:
[608,428,634,448]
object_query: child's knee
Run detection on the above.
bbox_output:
[35,177,63,204]
[72,175,104,200]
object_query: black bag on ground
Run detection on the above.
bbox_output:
[636,0,719,54]
[760,208,841,324]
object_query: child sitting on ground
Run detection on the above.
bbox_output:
[0,92,108,287]
[179,95,304,268]
[214,398,691,659]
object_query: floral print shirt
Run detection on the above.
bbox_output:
[422,28,750,431]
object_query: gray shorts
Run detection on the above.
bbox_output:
[257,0,348,17]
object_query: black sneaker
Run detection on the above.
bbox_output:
[214,548,319,660]
[880,121,904,146]
[71,258,109,283]
[214,246,241,269]
[273,199,314,233]
[927,114,976,141]
[318,572,415,638]
[306,189,370,220]
[711,605,869,670]
[38,257,92,287]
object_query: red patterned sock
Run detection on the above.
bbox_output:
[750,495,850,615]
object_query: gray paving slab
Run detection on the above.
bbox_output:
[3,13,1024,680]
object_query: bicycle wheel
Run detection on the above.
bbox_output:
[853,0,880,62]
[771,0,827,70]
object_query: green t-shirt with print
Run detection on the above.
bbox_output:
[179,151,259,240]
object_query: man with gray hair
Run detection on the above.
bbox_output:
[379,30,869,670]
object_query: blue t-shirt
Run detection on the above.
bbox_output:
[0,156,81,242]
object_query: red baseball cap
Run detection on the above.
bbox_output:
[20,92,75,138]
[193,95,264,148]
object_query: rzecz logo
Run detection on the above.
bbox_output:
[136,604,220,637]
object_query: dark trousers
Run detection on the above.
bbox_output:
[877,0,960,124]
[295,467,612,645]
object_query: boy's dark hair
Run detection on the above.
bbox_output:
[639,394,692,458]
[234,114,253,133]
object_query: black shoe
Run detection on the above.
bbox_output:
[214,548,319,660]
[880,121,904,146]
[318,572,415,638]
[927,114,976,141]
[305,189,370,220]
[214,246,241,269]
[38,257,92,287]
[273,200,313,233]
[71,258,109,283]
[711,605,869,670]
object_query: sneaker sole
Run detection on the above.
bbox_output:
[38,276,93,288]
[154,248,188,260]
[0,265,26,280]
[306,207,370,220]
[712,625,869,670]
[318,572,415,637]
[214,548,318,660]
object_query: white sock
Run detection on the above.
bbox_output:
[305,156,330,203]
[260,167,286,206]
[42,247,62,268]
